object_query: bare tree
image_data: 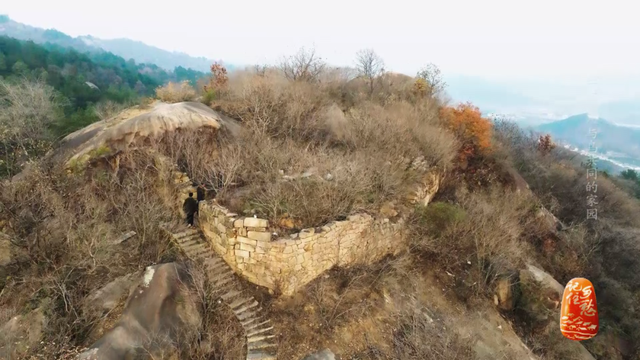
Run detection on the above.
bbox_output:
[280,47,326,83]
[0,77,64,177]
[417,63,446,97]
[355,49,385,95]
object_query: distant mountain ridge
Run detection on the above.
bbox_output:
[0,15,227,72]
[537,113,640,168]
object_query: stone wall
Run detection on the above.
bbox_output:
[198,201,405,296]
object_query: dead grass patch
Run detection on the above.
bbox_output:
[155,81,197,103]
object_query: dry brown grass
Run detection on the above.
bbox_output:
[173,263,245,359]
[408,188,539,297]
[189,70,459,230]
[155,80,197,103]
[493,120,640,359]
[267,253,475,359]
[0,150,179,357]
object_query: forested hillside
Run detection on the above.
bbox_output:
[0,35,209,178]
[0,15,225,73]
[0,36,207,134]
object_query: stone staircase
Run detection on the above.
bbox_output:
[161,222,278,360]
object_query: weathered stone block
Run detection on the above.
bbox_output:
[216,223,227,234]
[237,236,257,247]
[236,249,250,258]
[239,242,255,252]
[248,231,272,242]
[233,219,244,228]
[244,217,268,228]
[283,247,294,254]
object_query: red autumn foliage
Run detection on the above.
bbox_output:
[440,103,493,164]
[204,62,228,92]
[537,134,556,155]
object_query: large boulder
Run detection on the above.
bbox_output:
[77,262,201,360]
[59,101,240,166]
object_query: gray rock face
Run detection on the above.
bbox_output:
[77,262,201,360]
[84,273,137,315]
[302,348,336,360]
[0,305,47,359]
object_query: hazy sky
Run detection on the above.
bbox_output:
[5,0,640,82]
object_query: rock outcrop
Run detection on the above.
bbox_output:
[0,303,48,359]
[59,101,239,166]
[77,263,201,360]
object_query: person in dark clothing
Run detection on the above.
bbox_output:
[197,183,206,202]
[183,192,199,227]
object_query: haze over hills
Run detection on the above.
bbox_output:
[0,15,226,72]
[446,74,640,127]
[537,113,640,170]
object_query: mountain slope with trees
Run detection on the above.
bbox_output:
[537,113,640,168]
[0,15,226,72]
[0,35,210,177]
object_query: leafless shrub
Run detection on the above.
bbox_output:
[280,47,326,83]
[416,63,447,97]
[92,100,131,120]
[0,149,178,356]
[355,49,385,96]
[172,263,245,359]
[409,189,537,294]
[155,81,197,103]
[0,77,64,177]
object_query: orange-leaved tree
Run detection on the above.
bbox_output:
[440,102,492,164]
[537,133,556,155]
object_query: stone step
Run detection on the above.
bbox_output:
[178,234,202,244]
[247,326,274,338]
[220,290,242,301]
[213,283,235,296]
[247,334,276,343]
[241,316,263,328]
[233,301,259,315]
[185,249,210,259]
[204,257,223,268]
[182,242,207,252]
[238,308,261,321]
[247,340,277,351]
[245,319,271,332]
[229,297,253,310]
[209,268,234,281]
[213,275,234,288]
[173,229,200,239]
[206,261,229,274]
[179,238,201,248]
[246,351,277,360]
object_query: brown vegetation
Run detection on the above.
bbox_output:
[2,45,640,360]
[0,151,178,357]
[493,119,640,359]
[155,80,197,103]
[195,64,457,231]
